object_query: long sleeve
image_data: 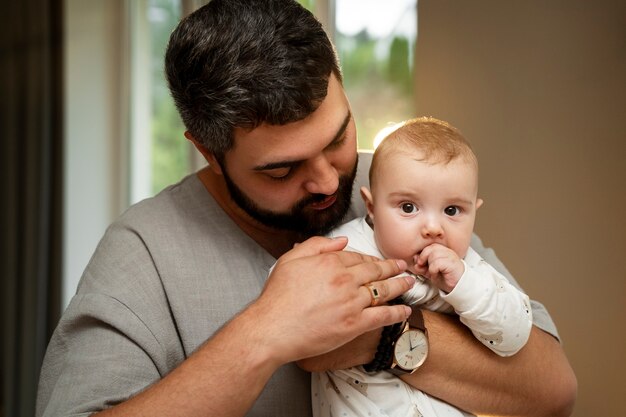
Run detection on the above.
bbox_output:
[442,247,533,356]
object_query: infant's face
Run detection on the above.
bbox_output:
[367,151,481,268]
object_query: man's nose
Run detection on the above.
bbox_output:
[303,155,339,195]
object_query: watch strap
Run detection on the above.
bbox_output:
[408,307,426,332]
[387,363,411,376]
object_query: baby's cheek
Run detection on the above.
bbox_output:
[376,233,417,263]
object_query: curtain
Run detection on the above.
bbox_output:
[0,0,63,415]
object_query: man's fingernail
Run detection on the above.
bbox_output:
[405,275,416,286]
[395,260,407,269]
[404,306,412,318]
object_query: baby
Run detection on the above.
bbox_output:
[313,116,533,417]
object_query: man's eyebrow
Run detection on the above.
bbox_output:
[253,111,352,171]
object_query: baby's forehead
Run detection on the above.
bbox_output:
[378,146,477,170]
[371,149,479,190]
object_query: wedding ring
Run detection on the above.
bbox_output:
[365,284,381,307]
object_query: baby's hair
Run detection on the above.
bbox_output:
[369,116,478,187]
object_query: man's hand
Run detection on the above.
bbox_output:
[254,236,415,366]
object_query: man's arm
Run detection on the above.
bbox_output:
[405,310,576,417]
[299,311,576,417]
[86,237,414,417]
[94,303,284,417]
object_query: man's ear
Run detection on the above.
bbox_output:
[185,131,223,174]
[476,197,484,210]
[360,186,375,220]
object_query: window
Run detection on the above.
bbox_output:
[148,0,190,194]
[334,0,417,150]
[130,0,191,204]
[301,0,418,149]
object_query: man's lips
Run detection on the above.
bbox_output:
[309,194,337,210]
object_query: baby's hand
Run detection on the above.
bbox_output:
[413,243,464,293]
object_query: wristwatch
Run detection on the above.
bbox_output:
[387,308,429,375]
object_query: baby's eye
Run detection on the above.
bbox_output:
[444,206,461,216]
[401,203,417,214]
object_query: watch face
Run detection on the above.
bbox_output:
[394,329,428,370]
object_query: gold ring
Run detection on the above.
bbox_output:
[365,284,381,307]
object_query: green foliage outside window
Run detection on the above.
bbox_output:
[336,30,415,150]
[298,0,315,11]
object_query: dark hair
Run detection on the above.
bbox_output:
[165,0,341,157]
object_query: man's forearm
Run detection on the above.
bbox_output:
[403,310,577,417]
[94,306,281,417]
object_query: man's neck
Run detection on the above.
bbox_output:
[196,167,300,259]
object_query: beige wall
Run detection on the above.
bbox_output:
[415,1,626,415]
[64,0,128,306]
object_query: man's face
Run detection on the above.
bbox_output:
[221,161,356,237]
[216,74,358,238]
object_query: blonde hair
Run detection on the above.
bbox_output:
[369,116,478,188]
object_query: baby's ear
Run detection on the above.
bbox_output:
[360,187,375,219]
[476,198,484,210]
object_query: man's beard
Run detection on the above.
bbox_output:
[221,159,357,239]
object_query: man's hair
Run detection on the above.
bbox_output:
[370,116,478,187]
[165,0,341,158]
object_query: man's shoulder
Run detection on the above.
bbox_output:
[119,174,207,225]
[90,173,244,277]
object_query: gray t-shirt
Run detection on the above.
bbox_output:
[36,152,558,416]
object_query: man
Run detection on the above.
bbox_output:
[36,1,576,416]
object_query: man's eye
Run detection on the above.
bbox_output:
[444,206,460,216]
[327,133,347,150]
[401,203,417,214]
[266,168,292,180]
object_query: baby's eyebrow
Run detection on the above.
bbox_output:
[446,197,474,206]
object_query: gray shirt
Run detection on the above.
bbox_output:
[36,152,558,416]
